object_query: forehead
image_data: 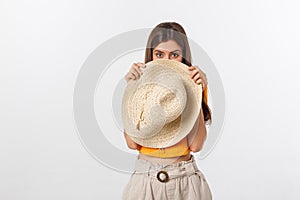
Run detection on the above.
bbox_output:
[153,40,182,52]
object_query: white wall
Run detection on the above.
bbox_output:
[1,0,300,199]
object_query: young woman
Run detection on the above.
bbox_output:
[123,22,213,200]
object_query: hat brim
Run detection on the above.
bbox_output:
[122,59,202,148]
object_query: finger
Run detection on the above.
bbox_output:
[198,70,207,81]
[190,70,199,79]
[127,72,135,80]
[196,70,207,85]
[125,72,134,81]
[129,63,140,78]
[193,66,207,77]
[132,64,142,78]
[130,73,136,80]
[134,68,141,78]
[133,64,144,77]
[136,62,146,68]
[187,66,195,71]
[193,73,201,82]
[197,79,207,89]
[131,68,140,79]
[135,63,145,73]
[133,63,142,74]
[196,78,203,85]
[190,65,200,71]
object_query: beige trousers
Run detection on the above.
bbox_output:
[122,154,212,200]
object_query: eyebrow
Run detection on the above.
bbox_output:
[153,49,182,53]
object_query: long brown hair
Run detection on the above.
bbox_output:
[144,22,212,124]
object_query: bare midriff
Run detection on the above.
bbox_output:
[138,152,191,164]
[138,137,191,163]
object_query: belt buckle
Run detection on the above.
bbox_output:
[156,171,169,183]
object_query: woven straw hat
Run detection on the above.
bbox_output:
[122,59,202,148]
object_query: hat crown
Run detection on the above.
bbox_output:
[128,67,187,138]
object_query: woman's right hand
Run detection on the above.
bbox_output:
[125,62,146,82]
[124,130,141,150]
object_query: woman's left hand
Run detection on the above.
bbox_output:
[188,66,208,89]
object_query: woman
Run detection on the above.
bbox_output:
[123,22,213,200]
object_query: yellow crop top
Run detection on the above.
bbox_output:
[138,137,190,158]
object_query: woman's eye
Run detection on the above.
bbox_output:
[155,53,163,57]
[171,53,179,58]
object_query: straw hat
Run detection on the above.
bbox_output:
[122,59,202,148]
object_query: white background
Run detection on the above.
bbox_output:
[1,0,300,199]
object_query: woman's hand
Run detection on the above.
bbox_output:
[125,62,146,82]
[188,66,208,89]
[124,130,141,150]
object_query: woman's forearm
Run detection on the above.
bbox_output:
[187,108,207,152]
